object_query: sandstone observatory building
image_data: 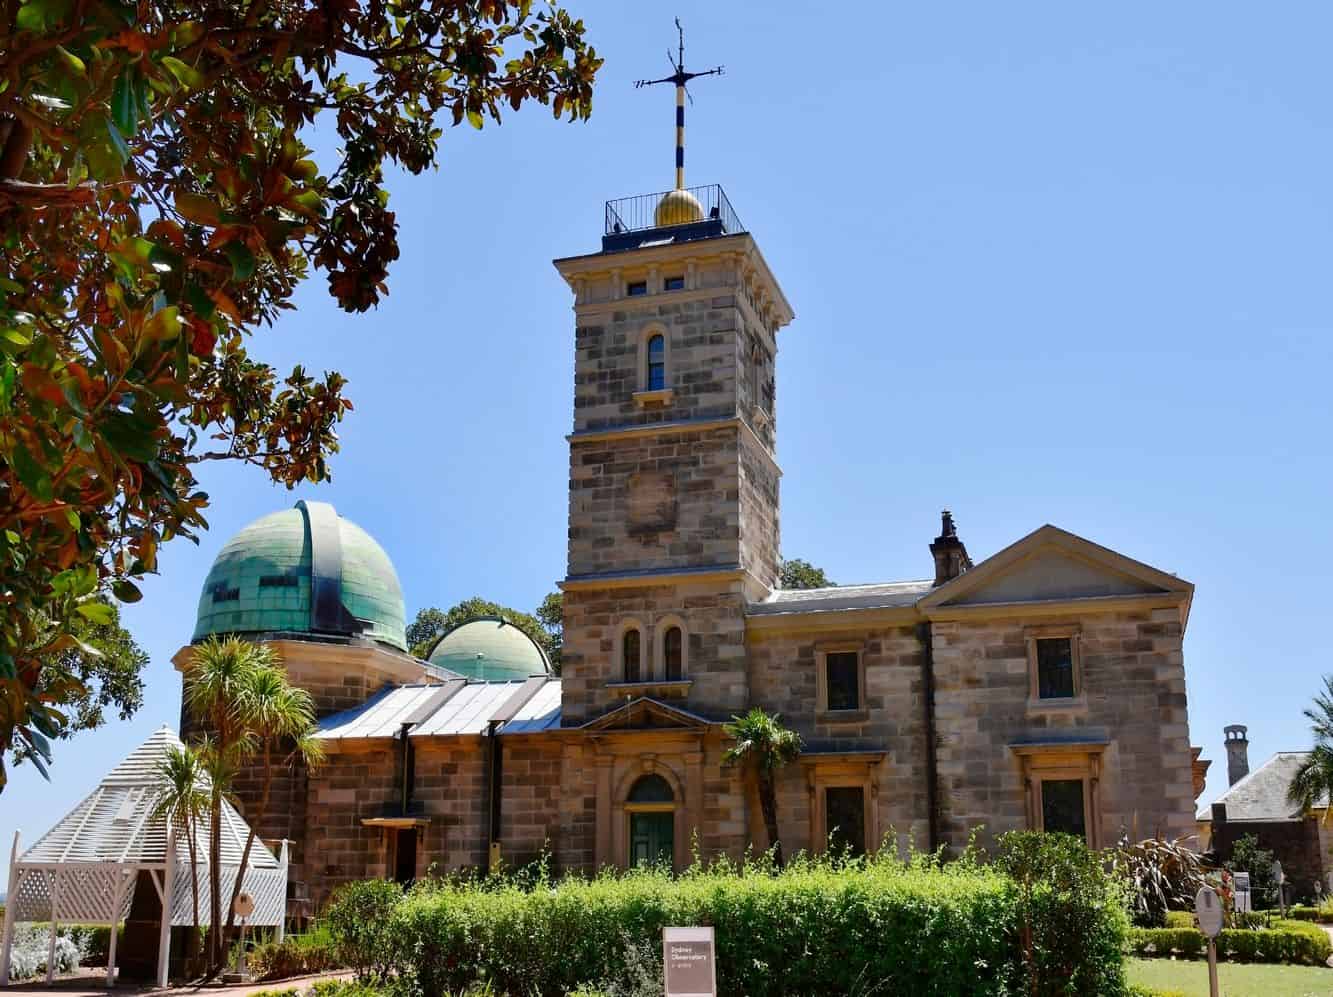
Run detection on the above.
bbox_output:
[174,183,1205,914]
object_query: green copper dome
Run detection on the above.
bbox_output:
[192,501,407,651]
[427,616,550,682]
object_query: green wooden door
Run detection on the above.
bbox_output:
[629,811,674,867]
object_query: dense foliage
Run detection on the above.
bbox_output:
[1106,834,1207,928]
[777,557,832,590]
[1128,918,1331,965]
[720,707,801,866]
[249,925,340,982]
[1227,834,1280,909]
[9,597,147,766]
[1288,675,1333,818]
[996,830,1130,996]
[0,0,600,788]
[320,838,1129,997]
[323,878,403,983]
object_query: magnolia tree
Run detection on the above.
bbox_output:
[0,0,600,786]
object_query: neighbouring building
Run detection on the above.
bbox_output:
[1199,725,1331,900]
[171,180,1206,914]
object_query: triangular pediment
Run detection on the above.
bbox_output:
[581,697,714,732]
[920,525,1192,609]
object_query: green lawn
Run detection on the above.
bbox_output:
[1128,957,1333,997]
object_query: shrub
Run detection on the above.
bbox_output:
[250,924,341,981]
[390,843,1128,997]
[324,879,403,983]
[1106,834,1207,928]
[1163,911,1193,929]
[1127,920,1331,965]
[5,924,87,981]
[997,830,1130,996]
[1227,834,1279,907]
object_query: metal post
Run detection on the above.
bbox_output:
[0,832,21,987]
[156,827,176,987]
[1207,938,1219,997]
[46,869,61,984]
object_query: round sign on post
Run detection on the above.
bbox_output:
[1195,885,1223,938]
[233,892,255,919]
[1272,860,1285,885]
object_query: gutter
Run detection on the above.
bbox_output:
[917,622,939,852]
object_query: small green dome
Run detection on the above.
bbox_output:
[427,617,550,682]
[192,501,407,651]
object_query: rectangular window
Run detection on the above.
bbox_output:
[1036,637,1075,699]
[259,574,298,588]
[211,584,239,603]
[664,275,685,291]
[646,335,666,392]
[626,280,648,297]
[1041,778,1086,840]
[825,651,860,711]
[824,787,866,856]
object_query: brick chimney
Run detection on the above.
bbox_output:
[930,510,973,587]
[1224,724,1250,786]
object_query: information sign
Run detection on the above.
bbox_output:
[1195,885,1223,938]
[664,926,716,997]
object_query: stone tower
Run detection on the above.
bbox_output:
[554,187,793,724]
[1224,724,1250,786]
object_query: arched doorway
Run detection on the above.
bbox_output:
[626,774,675,867]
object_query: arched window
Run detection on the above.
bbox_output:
[628,773,675,803]
[623,627,642,682]
[663,626,683,681]
[646,334,666,391]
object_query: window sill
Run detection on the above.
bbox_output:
[1026,694,1088,715]
[605,679,692,697]
[633,388,674,408]
[817,709,870,724]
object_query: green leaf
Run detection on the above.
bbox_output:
[104,115,130,165]
[0,327,32,346]
[0,653,14,679]
[99,409,160,462]
[112,578,143,603]
[466,109,484,130]
[184,282,215,319]
[223,241,256,281]
[63,507,80,530]
[11,443,54,501]
[111,68,139,137]
[160,56,204,90]
[76,601,114,625]
[15,0,74,32]
[56,45,85,75]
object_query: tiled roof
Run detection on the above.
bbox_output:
[1198,752,1327,822]
[748,579,935,616]
[314,677,562,741]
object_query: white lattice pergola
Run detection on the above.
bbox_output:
[0,726,288,988]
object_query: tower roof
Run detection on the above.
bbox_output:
[425,616,550,682]
[192,500,407,651]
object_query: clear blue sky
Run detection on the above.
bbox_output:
[6,2,1332,874]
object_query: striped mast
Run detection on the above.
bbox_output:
[634,19,724,191]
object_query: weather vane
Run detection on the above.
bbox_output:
[634,19,724,191]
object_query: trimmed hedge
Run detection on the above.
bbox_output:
[1127,920,1332,965]
[1286,903,1333,923]
[384,844,1128,997]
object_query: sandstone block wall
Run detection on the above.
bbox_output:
[747,623,932,851]
[567,427,745,578]
[561,579,750,725]
[931,608,1195,851]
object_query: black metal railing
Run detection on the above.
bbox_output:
[604,184,743,238]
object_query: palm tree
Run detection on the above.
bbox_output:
[723,708,803,867]
[151,744,208,966]
[1288,675,1333,822]
[222,662,323,939]
[181,636,271,972]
